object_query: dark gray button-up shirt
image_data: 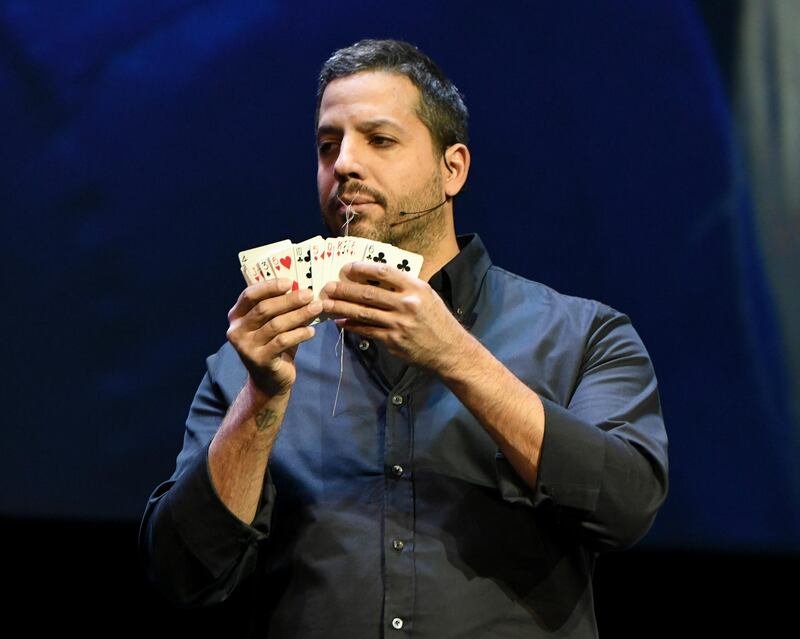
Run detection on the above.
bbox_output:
[140,234,668,637]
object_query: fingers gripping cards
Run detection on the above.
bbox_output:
[237,236,424,318]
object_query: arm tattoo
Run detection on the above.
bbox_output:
[254,408,279,431]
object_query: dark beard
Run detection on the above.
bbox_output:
[382,172,447,254]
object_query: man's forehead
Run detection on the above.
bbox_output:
[318,71,421,125]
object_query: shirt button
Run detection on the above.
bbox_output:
[456,307,464,317]
[391,464,404,477]
[391,395,404,406]
[392,539,405,551]
[358,339,370,351]
[392,617,404,630]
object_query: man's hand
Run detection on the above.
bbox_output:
[226,278,323,396]
[321,261,468,374]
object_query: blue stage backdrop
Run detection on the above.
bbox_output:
[1,0,798,552]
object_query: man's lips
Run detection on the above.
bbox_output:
[340,196,375,205]
[334,200,377,215]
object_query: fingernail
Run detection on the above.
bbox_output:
[299,289,313,302]
[277,278,292,290]
[308,300,323,313]
[322,299,334,312]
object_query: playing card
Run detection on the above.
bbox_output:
[332,236,368,282]
[362,239,393,268]
[361,239,394,289]
[266,244,300,291]
[240,254,273,286]
[362,240,423,289]
[309,236,328,300]
[294,235,322,293]
[386,244,424,278]
[320,237,337,288]
[238,239,291,285]
[329,237,347,282]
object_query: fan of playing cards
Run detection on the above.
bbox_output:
[239,236,424,315]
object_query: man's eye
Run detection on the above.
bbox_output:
[370,136,395,147]
[318,141,339,155]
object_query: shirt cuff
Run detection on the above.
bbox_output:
[496,397,606,512]
[166,443,275,579]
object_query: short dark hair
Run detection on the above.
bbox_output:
[316,39,468,154]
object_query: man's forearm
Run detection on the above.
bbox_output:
[437,331,545,489]
[208,376,289,524]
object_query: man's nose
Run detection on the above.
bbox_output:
[333,137,365,182]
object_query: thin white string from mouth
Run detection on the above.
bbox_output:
[332,186,361,417]
[336,184,362,237]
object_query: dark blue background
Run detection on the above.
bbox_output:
[2,0,798,553]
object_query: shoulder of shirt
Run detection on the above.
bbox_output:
[485,264,625,320]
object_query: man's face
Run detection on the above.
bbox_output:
[316,71,447,252]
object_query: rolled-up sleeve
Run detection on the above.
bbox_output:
[139,349,276,606]
[496,307,668,551]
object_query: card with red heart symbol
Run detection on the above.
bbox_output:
[266,245,300,292]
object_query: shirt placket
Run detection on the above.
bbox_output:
[382,376,415,636]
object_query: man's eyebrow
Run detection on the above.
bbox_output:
[316,119,404,139]
[355,118,404,134]
[316,124,341,139]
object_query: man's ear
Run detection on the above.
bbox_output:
[442,143,470,198]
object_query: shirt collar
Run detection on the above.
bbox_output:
[428,233,492,327]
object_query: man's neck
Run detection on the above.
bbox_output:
[418,232,459,282]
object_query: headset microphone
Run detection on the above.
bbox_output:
[391,197,448,226]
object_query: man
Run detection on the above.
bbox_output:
[140,39,668,637]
